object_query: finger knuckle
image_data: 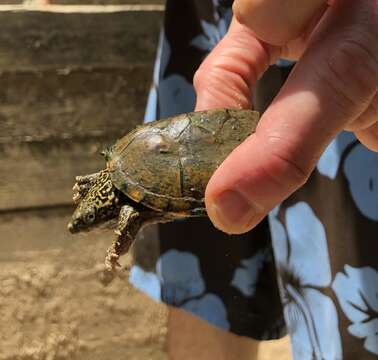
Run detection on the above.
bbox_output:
[194,63,252,108]
[325,35,378,107]
[262,135,313,190]
[344,37,377,90]
[346,95,378,131]
[268,152,310,189]
[193,65,223,94]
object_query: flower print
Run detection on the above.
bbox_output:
[144,30,196,121]
[130,249,231,332]
[317,131,356,179]
[212,0,221,21]
[269,202,342,360]
[154,32,197,117]
[129,265,161,301]
[158,74,196,118]
[343,143,378,220]
[144,84,158,122]
[269,205,289,263]
[332,265,378,355]
[156,250,230,330]
[182,293,230,330]
[156,249,205,305]
[284,203,332,287]
[231,249,270,297]
[157,29,196,116]
[190,9,232,52]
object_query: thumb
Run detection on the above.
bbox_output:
[205,0,378,234]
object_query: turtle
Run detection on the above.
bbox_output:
[68,108,260,271]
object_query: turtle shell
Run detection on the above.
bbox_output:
[106,109,259,214]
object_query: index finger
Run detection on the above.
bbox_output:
[205,0,378,234]
[233,0,326,45]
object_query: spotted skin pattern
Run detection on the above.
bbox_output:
[68,169,173,271]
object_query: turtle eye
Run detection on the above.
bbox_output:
[85,211,96,224]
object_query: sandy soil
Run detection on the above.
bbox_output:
[0,209,167,360]
[0,209,291,360]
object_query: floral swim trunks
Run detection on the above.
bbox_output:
[130,1,378,359]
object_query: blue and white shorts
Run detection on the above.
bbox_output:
[130,1,378,359]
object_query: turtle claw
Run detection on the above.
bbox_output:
[105,248,122,272]
[75,176,85,184]
[73,192,81,203]
[75,172,100,185]
[75,175,89,184]
[72,181,93,202]
[72,172,102,203]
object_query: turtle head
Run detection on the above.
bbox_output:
[68,170,121,233]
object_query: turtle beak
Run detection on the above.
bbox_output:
[67,221,79,234]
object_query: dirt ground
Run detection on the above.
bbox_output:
[0,208,291,360]
[0,3,292,359]
[0,209,167,360]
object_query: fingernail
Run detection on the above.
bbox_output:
[207,190,261,234]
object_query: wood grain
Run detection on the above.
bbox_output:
[0,67,150,141]
[0,7,162,211]
[0,7,162,71]
[0,136,113,209]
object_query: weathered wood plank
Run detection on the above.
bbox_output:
[0,67,152,210]
[0,7,162,71]
[0,8,161,210]
[0,67,150,141]
[0,136,115,210]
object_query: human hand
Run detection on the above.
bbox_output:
[194,0,378,234]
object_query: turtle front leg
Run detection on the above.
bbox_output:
[105,204,143,271]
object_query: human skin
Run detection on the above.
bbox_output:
[194,0,378,235]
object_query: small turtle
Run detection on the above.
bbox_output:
[68,109,259,271]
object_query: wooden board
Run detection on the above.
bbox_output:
[0,67,152,209]
[0,136,115,210]
[0,7,162,71]
[0,67,150,141]
[0,7,163,211]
